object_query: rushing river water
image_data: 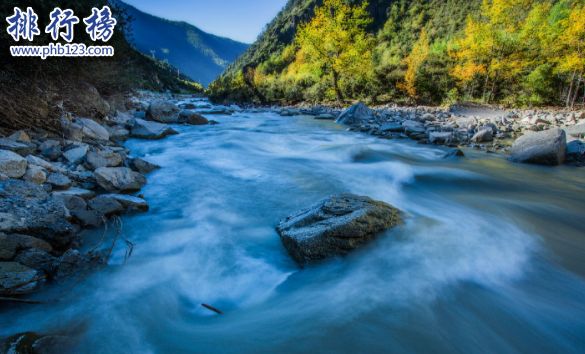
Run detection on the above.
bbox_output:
[3,103,585,353]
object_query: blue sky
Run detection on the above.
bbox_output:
[123,0,288,43]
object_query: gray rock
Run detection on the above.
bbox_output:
[8,131,31,143]
[38,140,60,151]
[380,123,405,132]
[0,179,48,199]
[102,194,149,211]
[104,125,130,142]
[15,248,56,273]
[471,129,493,143]
[0,262,37,292]
[25,155,52,170]
[130,119,171,140]
[180,103,197,109]
[178,110,209,125]
[510,128,566,165]
[276,194,401,264]
[41,146,63,161]
[335,103,374,125]
[442,149,465,159]
[63,145,89,164]
[71,209,103,228]
[85,151,122,171]
[129,158,161,174]
[74,82,110,118]
[79,118,109,141]
[94,167,147,192]
[88,196,123,216]
[52,194,87,213]
[429,132,453,144]
[22,165,47,185]
[53,250,103,283]
[46,173,72,190]
[0,150,27,178]
[0,138,36,156]
[146,99,181,123]
[564,124,585,138]
[0,233,19,260]
[63,124,83,142]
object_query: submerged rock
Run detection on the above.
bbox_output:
[442,149,465,159]
[0,262,38,292]
[178,110,209,125]
[276,194,401,264]
[129,158,161,174]
[510,128,566,165]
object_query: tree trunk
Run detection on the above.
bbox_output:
[482,72,490,102]
[332,69,343,102]
[571,71,583,110]
[487,70,499,103]
[567,70,577,108]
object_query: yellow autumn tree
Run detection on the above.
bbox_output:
[397,28,430,101]
[294,0,376,102]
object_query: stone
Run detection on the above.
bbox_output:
[52,194,87,213]
[130,119,171,140]
[88,195,123,216]
[41,146,63,161]
[53,250,103,282]
[0,197,74,248]
[102,194,149,211]
[0,179,48,199]
[38,140,60,151]
[0,262,37,292]
[471,129,493,143]
[22,165,47,185]
[63,145,89,163]
[146,99,181,123]
[180,103,197,109]
[565,139,585,164]
[429,132,453,144]
[276,194,401,264]
[0,138,36,156]
[10,234,53,253]
[104,125,130,142]
[510,128,566,165]
[63,124,84,142]
[8,130,31,143]
[51,187,96,200]
[79,118,110,141]
[315,114,335,120]
[0,233,19,260]
[46,173,72,190]
[94,167,147,192]
[72,82,110,118]
[85,151,122,171]
[335,103,374,125]
[129,158,161,174]
[442,149,465,159]
[380,123,405,132]
[456,117,475,129]
[422,113,437,122]
[480,123,499,134]
[564,124,585,138]
[0,150,27,178]
[15,248,56,273]
[71,209,103,228]
[0,332,44,354]
[0,173,8,182]
[178,110,209,125]
[25,155,52,170]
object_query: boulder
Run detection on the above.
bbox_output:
[22,165,47,185]
[41,146,63,161]
[63,145,89,164]
[471,129,493,143]
[85,151,122,171]
[94,167,147,192]
[71,209,103,228]
[429,132,453,145]
[15,248,56,273]
[102,194,149,211]
[8,130,31,143]
[104,125,130,142]
[276,194,401,264]
[79,118,110,141]
[146,99,181,123]
[53,250,103,282]
[52,194,87,213]
[178,110,209,125]
[129,158,161,174]
[25,155,53,170]
[130,119,171,140]
[0,138,36,157]
[0,179,48,199]
[63,124,83,142]
[0,262,38,292]
[88,196,123,216]
[441,149,465,159]
[46,173,72,190]
[180,103,197,109]
[335,103,374,125]
[380,123,405,132]
[38,140,60,151]
[456,117,475,129]
[0,150,27,178]
[510,128,566,165]
[564,124,585,138]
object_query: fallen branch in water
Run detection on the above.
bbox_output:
[0,275,48,296]
[202,304,223,314]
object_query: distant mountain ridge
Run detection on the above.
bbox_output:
[117,1,250,86]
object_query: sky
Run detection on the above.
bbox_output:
[123,0,289,44]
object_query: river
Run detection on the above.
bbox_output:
[2,103,585,353]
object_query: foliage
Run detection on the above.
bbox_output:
[397,28,430,101]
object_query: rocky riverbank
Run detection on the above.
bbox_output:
[0,86,211,310]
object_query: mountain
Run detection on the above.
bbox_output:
[117,1,250,86]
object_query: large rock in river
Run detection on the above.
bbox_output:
[335,103,374,125]
[510,128,566,165]
[95,167,146,192]
[146,99,181,123]
[276,194,401,264]
[130,119,171,140]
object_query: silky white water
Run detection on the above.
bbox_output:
[2,105,585,353]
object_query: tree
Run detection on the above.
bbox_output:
[397,28,430,102]
[294,0,376,102]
